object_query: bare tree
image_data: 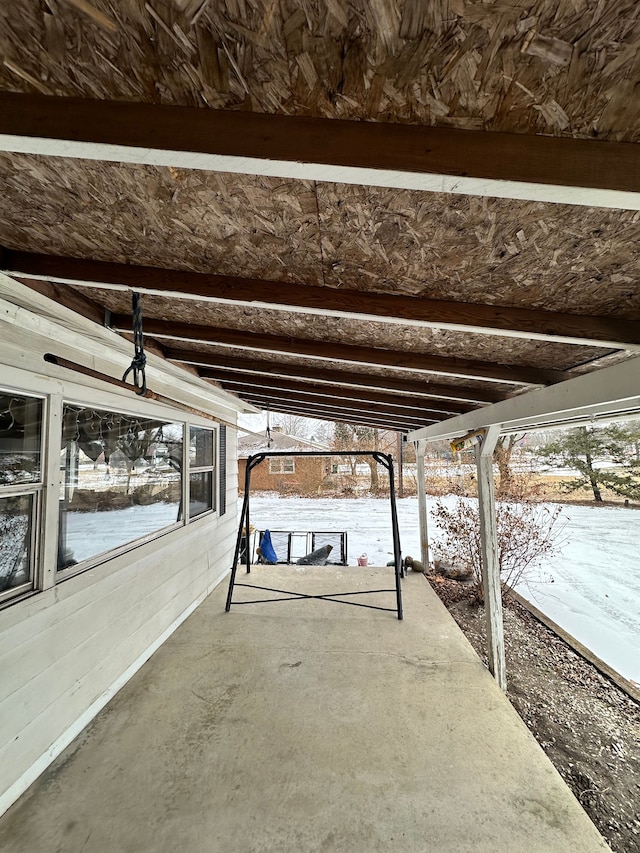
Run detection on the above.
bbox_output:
[332,423,395,493]
[494,434,527,498]
[273,414,325,439]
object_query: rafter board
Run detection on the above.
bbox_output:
[238,389,443,421]
[235,386,425,419]
[244,409,417,432]
[110,313,569,386]
[237,397,425,431]
[56,285,620,374]
[1,152,639,324]
[174,356,500,405]
[0,154,639,321]
[197,366,476,412]
[164,342,519,398]
[2,93,640,207]
[214,375,467,416]
[6,250,639,349]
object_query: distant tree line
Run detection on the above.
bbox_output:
[537,422,640,503]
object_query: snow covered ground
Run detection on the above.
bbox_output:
[245,494,640,684]
[54,491,639,684]
[516,503,640,686]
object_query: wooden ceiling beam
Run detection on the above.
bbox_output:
[210,374,468,416]
[3,250,637,349]
[236,389,443,423]
[251,410,417,432]
[167,349,504,404]
[1,93,639,208]
[237,397,422,431]
[204,369,474,413]
[243,404,420,431]
[110,315,565,386]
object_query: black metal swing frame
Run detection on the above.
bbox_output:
[225,451,403,620]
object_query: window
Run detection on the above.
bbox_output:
[0,392,43,602]
[58,404,183,572]
[189,426,215,520]
[269,457,295,474]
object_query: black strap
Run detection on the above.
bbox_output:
[122,291,147,395]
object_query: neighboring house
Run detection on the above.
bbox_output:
[238,428,332,494]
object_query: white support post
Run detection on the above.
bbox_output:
[475,425,507,692]
[415,440,430,569]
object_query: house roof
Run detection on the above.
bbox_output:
[237,430,329,458]
[0,3,639,433]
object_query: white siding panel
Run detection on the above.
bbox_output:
[1,522,225,687]
[0,517,235,802]
[1,564,211,775]
[2,540,207,711]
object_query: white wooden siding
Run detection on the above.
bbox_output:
[0,306,240,814]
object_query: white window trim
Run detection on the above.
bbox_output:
[187,424,217,522]
[0,362,229,607]
[0,387,47,605]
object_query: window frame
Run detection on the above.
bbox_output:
[55,399,186,580]
[218,425,227,516]
[187,424,217,522]
[269,457,295,474]
[0,388,46,605]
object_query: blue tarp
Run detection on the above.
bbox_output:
[259,529,278,564]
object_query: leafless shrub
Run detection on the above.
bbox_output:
[431,476,565,601]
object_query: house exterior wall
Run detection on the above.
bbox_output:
[238,456,329,493]
[0,283,241,814]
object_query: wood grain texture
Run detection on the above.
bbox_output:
[6,250,638,347]
[236,388,442,421]
[1,5,639,423]
[0,154,637,323]
[2,2,640,141]
[213,374,468,416]
[2,92,639,193]
[234,393,424,432]
[164,342,523,397]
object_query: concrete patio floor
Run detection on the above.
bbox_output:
[0,565,609,852]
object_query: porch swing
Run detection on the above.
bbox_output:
[225,450,404,620]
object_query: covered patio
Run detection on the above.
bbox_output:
[0,566,609,853]
[1,4,639,848]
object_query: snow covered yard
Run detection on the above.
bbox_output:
[245,494,640,684]
[517,502,640,686]
[54,490,639,683]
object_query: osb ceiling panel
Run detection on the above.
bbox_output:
[0,154,323,285]
[1,153,639,321]
[317,185,640,319]
[77,285,614,371]
[1,1,640,140]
